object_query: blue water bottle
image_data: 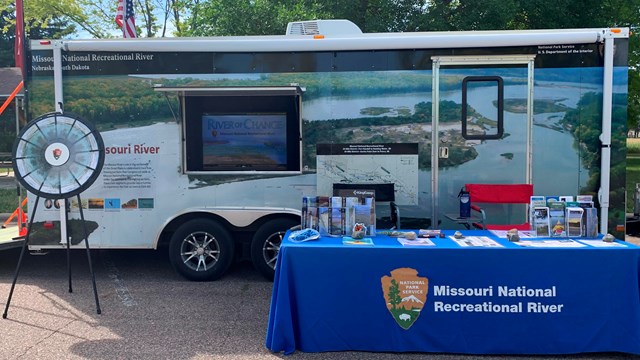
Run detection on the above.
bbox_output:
[459,186,470,218]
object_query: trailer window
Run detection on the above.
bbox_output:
[182,88,302,174]
[461,76,503,140]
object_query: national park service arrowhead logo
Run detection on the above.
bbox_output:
[381,268,428,330]
[53,148,62,160]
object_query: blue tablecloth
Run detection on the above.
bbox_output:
[266,230,640,355]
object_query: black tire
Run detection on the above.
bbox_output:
[169,218,234,281]
[250,218,299,280]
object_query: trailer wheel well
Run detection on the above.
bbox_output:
[247,213,300,233]
[157,212,300,249]
[158,212,233,248]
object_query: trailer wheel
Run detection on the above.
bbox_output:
[251,218,298,280]
[169,218,234,281]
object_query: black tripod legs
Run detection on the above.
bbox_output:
[2,194,102,318]
[76,194,101,314]
[3,194,40,319]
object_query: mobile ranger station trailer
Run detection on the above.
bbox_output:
[21,20,629,280]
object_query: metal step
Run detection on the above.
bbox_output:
[0,225,24,251]
[0,238,25,251]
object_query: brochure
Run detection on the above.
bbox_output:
[576,195,593,203]
[565,207,584,237]
[576,195,594,236]
[419,229,441,237]
[301,196,309,229]
[330,196,345,236]
[529,196,547,226]
[579,239,626,247]
[301,196,316,229]
[585,207,598,237]
[307,206,318,231]
[559,196,574,203]
[490,230,537,238]
[317,206,330,236]
[450,236,504,247]
[317,196,330,207]
[547,200,566,237]
[342,237,374,245]
[515,239,586,248]
[397,237,435,246]
[343,196,359,235]
[533,207,551,237]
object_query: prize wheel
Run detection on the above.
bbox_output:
[12,112,105,199]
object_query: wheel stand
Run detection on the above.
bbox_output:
[3,193,101,318]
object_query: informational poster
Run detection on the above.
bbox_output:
[316,143,419,205]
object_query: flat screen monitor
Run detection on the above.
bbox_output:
[201,113,287,171]
[183,90,301,173]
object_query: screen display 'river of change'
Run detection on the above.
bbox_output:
[201,113,287,171]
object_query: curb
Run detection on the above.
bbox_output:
[1,213,16,226]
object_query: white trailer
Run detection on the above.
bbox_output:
[22,20,629,280]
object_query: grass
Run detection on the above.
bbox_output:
[627,139,640,213]
[0,188,20,214]
[628,138,640,154]
[627,156,640,213]
[0,163,22,214]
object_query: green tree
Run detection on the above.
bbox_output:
[319,0,425,33]
[423,0,520,31]
[184,0,428,36]
[1,0,78,38]
[388,279,401,310]
[185,0,327,36]
[0,7,13,67]
[0,0,182,39]
[630,64,640,132]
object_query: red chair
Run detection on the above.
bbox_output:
[465,184,533,230]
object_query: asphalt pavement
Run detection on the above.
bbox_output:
[0,247,639,360]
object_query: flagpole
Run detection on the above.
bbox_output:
[15,0,25,77]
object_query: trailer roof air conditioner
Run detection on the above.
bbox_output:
[286,20,363,36]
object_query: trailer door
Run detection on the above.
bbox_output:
[431,55,535,229]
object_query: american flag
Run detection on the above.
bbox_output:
[115,0,137,38]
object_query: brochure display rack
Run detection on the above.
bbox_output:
[302,195,376,237]
[530,195,597,238]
